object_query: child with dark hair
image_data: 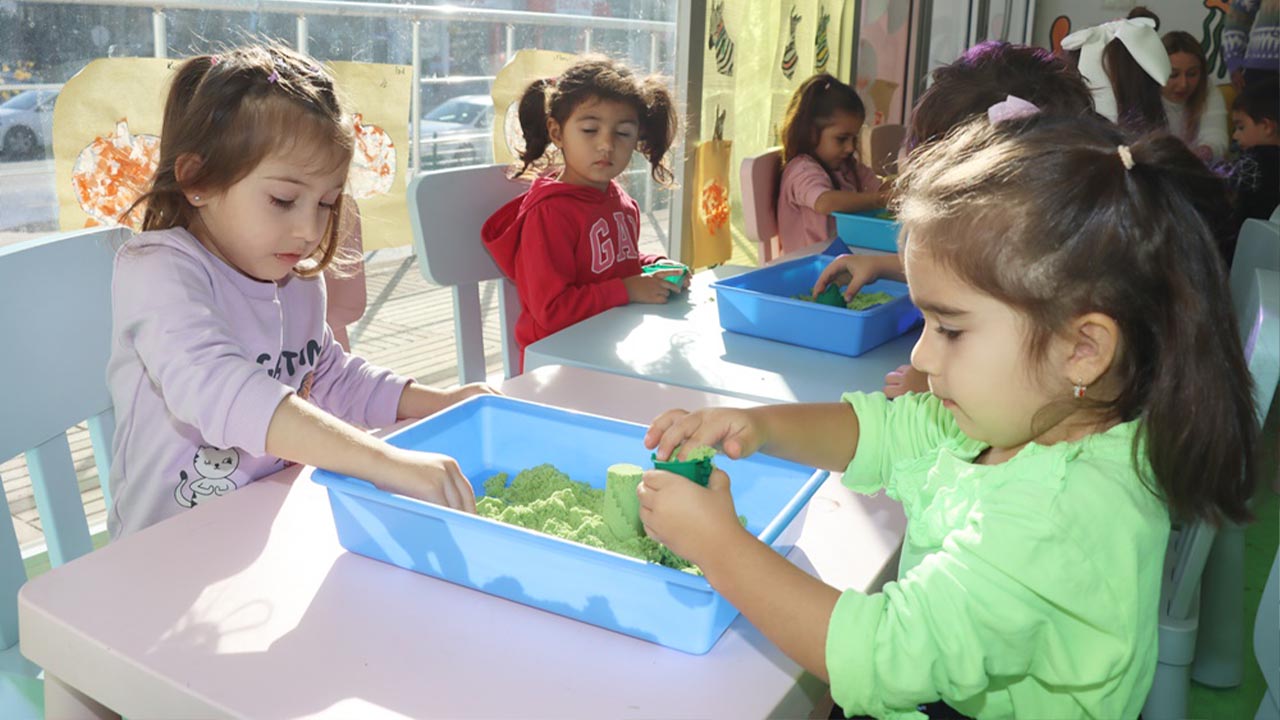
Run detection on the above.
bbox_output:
[776,73,888,253]
[111,43,492,537]
[481,55,684,367]
[1230,77,1280,223]
[640,112,1258,720]
[818,42,1096,398]
[1061,16,1171,134]
[905,41,1095,151]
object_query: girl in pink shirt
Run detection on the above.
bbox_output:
[776,74,889,254]
[109,43,491,536]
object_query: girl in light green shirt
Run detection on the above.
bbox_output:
[638,114,1259,719]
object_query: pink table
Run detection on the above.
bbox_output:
[21,365,906,719]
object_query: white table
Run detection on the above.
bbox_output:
[21,365,906,719]
[524,265,919,405]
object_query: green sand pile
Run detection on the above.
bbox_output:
[476,463,697,573]
[793,288,894,311]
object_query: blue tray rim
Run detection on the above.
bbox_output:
[311,394,829,589]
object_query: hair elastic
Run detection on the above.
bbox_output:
[1117,144,1134,170]
[986,95,1039,124]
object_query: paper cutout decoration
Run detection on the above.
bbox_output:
[54,57,413,249]
[349,112,395,199]
[709,0,736,76]
[71,119,160,229]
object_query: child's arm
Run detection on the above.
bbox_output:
[305,319,496,425]
[265,393,476,511]
[516,206,671,332]
[812,187,890,215]
[645,403,859,472]
[396,381,496,421]
[638,468,839,680]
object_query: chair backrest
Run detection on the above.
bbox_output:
[1162,267,1280,622]
[407,164,527,384]
[0,225,124,656]
[864,123,906,176]
[740,148,782,263]
[1230,218,1280,327]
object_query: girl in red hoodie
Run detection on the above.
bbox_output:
[481,56,686,368]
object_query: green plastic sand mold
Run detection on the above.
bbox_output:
[641,262,688,286]
[651,445,717,487]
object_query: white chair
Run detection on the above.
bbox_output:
[406,165,526,384]
[1255,547,1279,720]
[1189,218,1280,690]
[0,226,126,717]
[1143,267,1280,719]
[740,148,782,264]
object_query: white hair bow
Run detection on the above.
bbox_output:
[1061,17,1171,123]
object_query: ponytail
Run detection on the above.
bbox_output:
[512,78,555,179]
[638,75,677,186]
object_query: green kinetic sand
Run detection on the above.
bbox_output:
[792,288,894,311]
[476,464,697,573]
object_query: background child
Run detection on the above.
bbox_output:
[640,114,1257,719]
[776,73,888,254]
[109,44,491,538]
[481,56,685,367]
[1060,16,1170,134]
[814,42,1095,398]
[1230,76,1280,226]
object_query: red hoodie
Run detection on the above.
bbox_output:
[481,176,663,363]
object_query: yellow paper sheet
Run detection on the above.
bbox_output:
[52,57,413,250]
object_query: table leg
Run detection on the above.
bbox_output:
[44,674,119,720]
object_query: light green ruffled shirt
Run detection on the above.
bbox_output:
[826,392,1170,720]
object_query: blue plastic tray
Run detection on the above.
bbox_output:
[710,255,922,357]
[833,210,900,252]
[311,395,827,654]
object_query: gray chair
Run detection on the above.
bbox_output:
[1143,267,1280,719]
[406,164,526,384]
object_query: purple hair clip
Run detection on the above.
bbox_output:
[987,95,1039,124]
[208,54,221,67]
[267,69,280,84]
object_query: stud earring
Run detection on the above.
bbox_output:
[192,195,201,202]
[1072,380,1087,399]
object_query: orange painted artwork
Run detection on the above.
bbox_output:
[71,119,160,229]
[348,113,395,200]
[700,178,730,235]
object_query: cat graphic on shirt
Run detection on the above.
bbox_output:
[174,446,240,508]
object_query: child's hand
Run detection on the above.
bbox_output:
[656,265,693,292]
[384,449,477,513]
[624,274,678,304]
[812,254,880,300]
[638,468,747,567]
[884,364,930,398]
[644,408,765,461]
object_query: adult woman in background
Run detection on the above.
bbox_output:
[1162,31,1229,162]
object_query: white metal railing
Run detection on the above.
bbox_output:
[7,0,687,255]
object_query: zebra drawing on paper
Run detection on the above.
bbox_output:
[781,8,801,80]
[814,6,831,73]
[709,0,735,77]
